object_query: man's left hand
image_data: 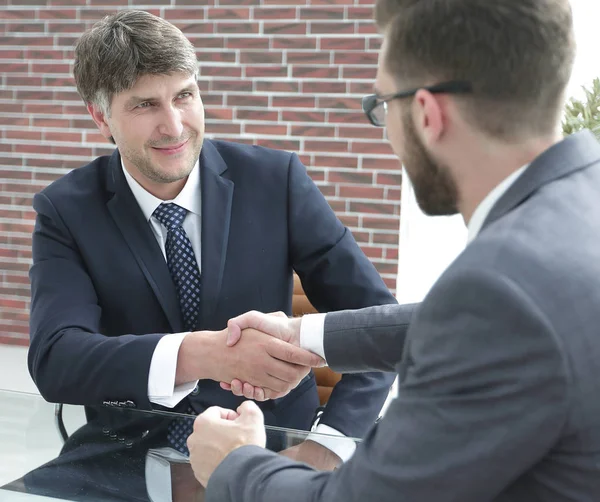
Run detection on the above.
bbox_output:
[280,440,342,471]
[187,401,267,486]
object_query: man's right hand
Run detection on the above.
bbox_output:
[176,326,323,398]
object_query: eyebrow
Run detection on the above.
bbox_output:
[124,85,198,109]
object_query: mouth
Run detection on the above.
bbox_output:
[151,139,189,155]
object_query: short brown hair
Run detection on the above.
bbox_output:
[375,0,576,139]
[74,10,198,115]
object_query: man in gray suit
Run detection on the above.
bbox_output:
[186,0,600,500]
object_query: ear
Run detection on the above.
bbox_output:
[86,103,113,141]
[412,89,445,147]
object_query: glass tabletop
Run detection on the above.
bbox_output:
[0,389,360,501]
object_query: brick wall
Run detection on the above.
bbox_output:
[0,0,402,346]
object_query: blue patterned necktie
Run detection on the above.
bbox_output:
[153,202,201,455]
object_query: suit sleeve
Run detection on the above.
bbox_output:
[28,192,163,407]
[206,266,569,502]
[286,153,398,438]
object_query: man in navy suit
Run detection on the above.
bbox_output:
[28,9,397,468]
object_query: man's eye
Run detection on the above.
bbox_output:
[178,92,192,99]
[136,102,151,109]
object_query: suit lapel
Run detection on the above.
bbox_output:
[482,130,600,232]
[105,151,184,332]
[198,141,234,325]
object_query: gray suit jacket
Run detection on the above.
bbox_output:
[206,131,600,502]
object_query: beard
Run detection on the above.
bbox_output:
[120,131,203,185]
[401,112,459,216]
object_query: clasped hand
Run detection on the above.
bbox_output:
[220,311,315,401]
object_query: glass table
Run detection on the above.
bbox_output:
[0,389,360,501]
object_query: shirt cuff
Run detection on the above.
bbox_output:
[299,313,327,361]
[148,332,198,408]
[307,424,357,462]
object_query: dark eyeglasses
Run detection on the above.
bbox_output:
[362,81,473,127]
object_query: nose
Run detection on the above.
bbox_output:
[157,105,184,139]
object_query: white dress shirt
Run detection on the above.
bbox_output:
[122,161,351,460]
[299,164,530,460]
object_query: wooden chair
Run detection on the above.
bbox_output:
[292,274,342,405]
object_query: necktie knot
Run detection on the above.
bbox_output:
[153,203,187,230]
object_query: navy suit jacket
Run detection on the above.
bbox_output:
[28,139,397,437]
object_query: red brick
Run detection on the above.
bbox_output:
[305,140,348,153]
[281,110,326,123]
[44,132,82,142]
[291,125,336,137]
[245,66,288,78]
[351,141,394,155]
[190,37,225,49]
[338,126,383,139]
[302,81,346,94]
[201,66,242,78]
[0,167,32,179]
[307,169,325,182]
[5,130,41,141]
[211,79,253,92]
[195,51,236,63]
[317,184,336,197]
[206,123,242,135]
[227,94,269,107]
[375,172,402,185]
[6,76,42,87]
[32,118,70,128]
[386,187,401,200]
[300,7,344,20]
[339,215,359,227]
[319,96,362,110]
[328,111,370,124]
[349,81,375,94]
[31,63,71,73]
[350,201,397,215]
[205,108,234,120]
[208,8,251,20]
[327,199,346,212]
[176,22,213,34]
[372,261,397,275]
[339,186,384,199]
[310,0,353,4]
[334,51,378,65]
[328,170,372,184]
[347,7,374,20]
[256,81,300,93]
[272,37,317,50]
[361,245,384,259]
[314,156,358,169]
[164,8,206,20]
[368,37,382,51]
[310,22,355,34]
[320,37,365,51]
[352,230,370,242]
[226,37,270,49]
[382,277,396,290]
[385,248,399,260]
[236,109,279,122]
[38,9,76,19]
[0,103,24,113]
[287,51,330,64]
[263,22,306,35]
[272,96,316,108]
[256,139,300,151]
[253,7,297,19]
[0,9,36,19]
[357,22,378,34]
[240,51,283,65]
[85,132,108,143]
[202,93,224,106]
[292,66,338,79]
[26,49,64,60]
[262,0,307,5]
[341,66,377,79]
[245,124,288,136]
[364,158,401,171]
[363,216,399,230]
[7,22,46,33]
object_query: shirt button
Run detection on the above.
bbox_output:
[191,385,200,396]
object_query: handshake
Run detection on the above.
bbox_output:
[178,311,326,402]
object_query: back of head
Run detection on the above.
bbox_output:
[73,9,198,115]
[375,0,576,140]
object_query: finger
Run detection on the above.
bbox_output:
[254,386,266,401]
[267,338,326,367]
[242,382,255,400]
[226,319,242,346]
[220,382,232,391]
[236,400,264,425]
[231,379,244,396]
[265,358,310,384]
[195,406,238,428]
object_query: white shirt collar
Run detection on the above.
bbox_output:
[121,157,201,222]
[467,164,528,243]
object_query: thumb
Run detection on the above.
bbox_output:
[228,311,286,341]
[236,400,265,426]
[226,319,242,346]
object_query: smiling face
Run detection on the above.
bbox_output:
[88,72,205,199]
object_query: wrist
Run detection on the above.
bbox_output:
[176,330,224,384]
